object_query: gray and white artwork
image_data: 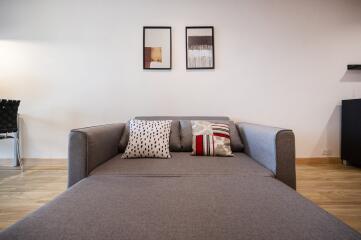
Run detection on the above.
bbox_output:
[186,27,214,69]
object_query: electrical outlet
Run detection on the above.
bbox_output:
[322,149,331,156]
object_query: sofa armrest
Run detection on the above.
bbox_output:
[236,122,296,189]
[68,123,125,188]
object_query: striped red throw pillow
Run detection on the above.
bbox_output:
[191,121,233,156]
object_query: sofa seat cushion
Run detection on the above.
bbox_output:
[2,175,360,240]
[89,152,273,177]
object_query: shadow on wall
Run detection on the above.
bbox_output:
[312,70,361,158]
[340,70,361,82]
[312,105,341,157]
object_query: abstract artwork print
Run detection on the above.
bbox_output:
[186,26,214,69]
[143,27,172,69]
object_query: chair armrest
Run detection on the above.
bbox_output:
[236,122,296,189]
[68,123,125,188]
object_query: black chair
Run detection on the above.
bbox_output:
[0,99,21,167]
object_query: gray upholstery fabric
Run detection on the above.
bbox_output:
[1,175,360,240]
[180,120,244,152]
[135,116,230,121]
[179,120,193,151]
[118,122,129,152]
[237,122,296,189]
[68,119,295,188]
[90,152,273,177]
[276,130,296,189]
[69,119,295,188]
[68,123,125,187]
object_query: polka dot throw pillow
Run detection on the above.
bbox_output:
[122,119,172,159]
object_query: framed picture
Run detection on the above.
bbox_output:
[186,26,215,69]
[143,26,172,70]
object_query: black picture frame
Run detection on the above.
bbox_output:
[347,65,361,70]
[143,26,172,70]
[186,26,215,69]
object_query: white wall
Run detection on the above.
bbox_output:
[1,0,361,159]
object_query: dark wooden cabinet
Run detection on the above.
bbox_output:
[341,99,361,167]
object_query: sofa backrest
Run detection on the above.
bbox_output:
[135,116,230,121]
[119,116,244,152]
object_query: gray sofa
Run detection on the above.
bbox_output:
[1,116,360,240]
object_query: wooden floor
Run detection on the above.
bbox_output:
[0,159,67,230]
[297,162,361,233]
[0,159,360,233]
